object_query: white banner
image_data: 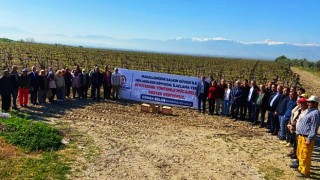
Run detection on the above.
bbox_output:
[118,68,200,108]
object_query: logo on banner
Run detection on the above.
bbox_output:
[120,75,130,89]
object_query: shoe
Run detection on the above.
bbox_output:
[278,137,286,141]
[290,163,298,169]
[290,154,297,159]
[285,143,291,147]
[267,130,273,133]
[297,172,309,178]
[279,141,287,145]
[272,132,278,136]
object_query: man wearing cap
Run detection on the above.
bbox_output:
[296,95,320,177]
[288,95,308,168]
[111,68,121,100]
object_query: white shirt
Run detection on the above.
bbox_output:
[224,89,231,100]
[248,87,254,101]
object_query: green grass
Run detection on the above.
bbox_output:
[0,151,71,180]
[0,112,63,151]
[259,161,285,180]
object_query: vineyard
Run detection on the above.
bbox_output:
[2,41,319,179]
[0,41,297,86]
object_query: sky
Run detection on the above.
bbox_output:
[0,0,319,47]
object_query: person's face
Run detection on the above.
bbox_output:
[33,67,37,72]
[271,85,276,92]
[300,102,308,110]
[260,85,265,91]
[307,101,318,109]
[267,82,272,88]
[13,67,18,71]
[277,86,282,92]
[227,84,231,89]
[251,81,255,86]
[289,92,294,99]
[283,88,289,95]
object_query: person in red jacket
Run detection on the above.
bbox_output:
[208,81,219,115]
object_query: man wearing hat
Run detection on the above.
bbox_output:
[296,95,320,177]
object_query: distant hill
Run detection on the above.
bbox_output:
[0,38,15,42]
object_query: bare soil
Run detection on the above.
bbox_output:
[22,97,319,180]
[3,67,320,180]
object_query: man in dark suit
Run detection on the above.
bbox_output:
[240,79,250,120]
[103,66,112,100]
[196,76,209,113]
[268,85,283,134]
[230,81,244,120]
[0,70,13,111]
[28,66,40,105]
[247,80,259,122]
[10,65,20,110]
[90,67,103,101]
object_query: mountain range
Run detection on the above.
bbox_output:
[1,26,320,61]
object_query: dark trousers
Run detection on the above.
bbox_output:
[231,102,240,119]
[30,89,38,104]
[1,94,11,111]
[82,85,89,99]
[72,87,82,99]
[91,85,101,100]
[254,105,266,125]
[198,93,207,113]
[48,88,56,102]
[240,103,247,120]
[65,85,71,97]
[208,98,215,115]
[103,84,112,99]
[247,101,255,122]
[270,112,279,133]
[11,88,18,108]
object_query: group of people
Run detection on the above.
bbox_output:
[196,76,320,177]
[0,65,122,112]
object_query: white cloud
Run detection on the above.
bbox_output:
[292,43,320,47]
[191,37,229,42]
[239,39,285,45]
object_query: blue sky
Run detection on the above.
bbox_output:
[0,0,319,43]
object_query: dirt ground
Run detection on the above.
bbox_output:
[5,67,320,180]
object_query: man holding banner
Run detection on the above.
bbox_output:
[196,76,209,113]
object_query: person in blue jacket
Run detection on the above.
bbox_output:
[281,91,297,141]
[230,81,244,120]
[196,76,209,113]
[268,85,283,135]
